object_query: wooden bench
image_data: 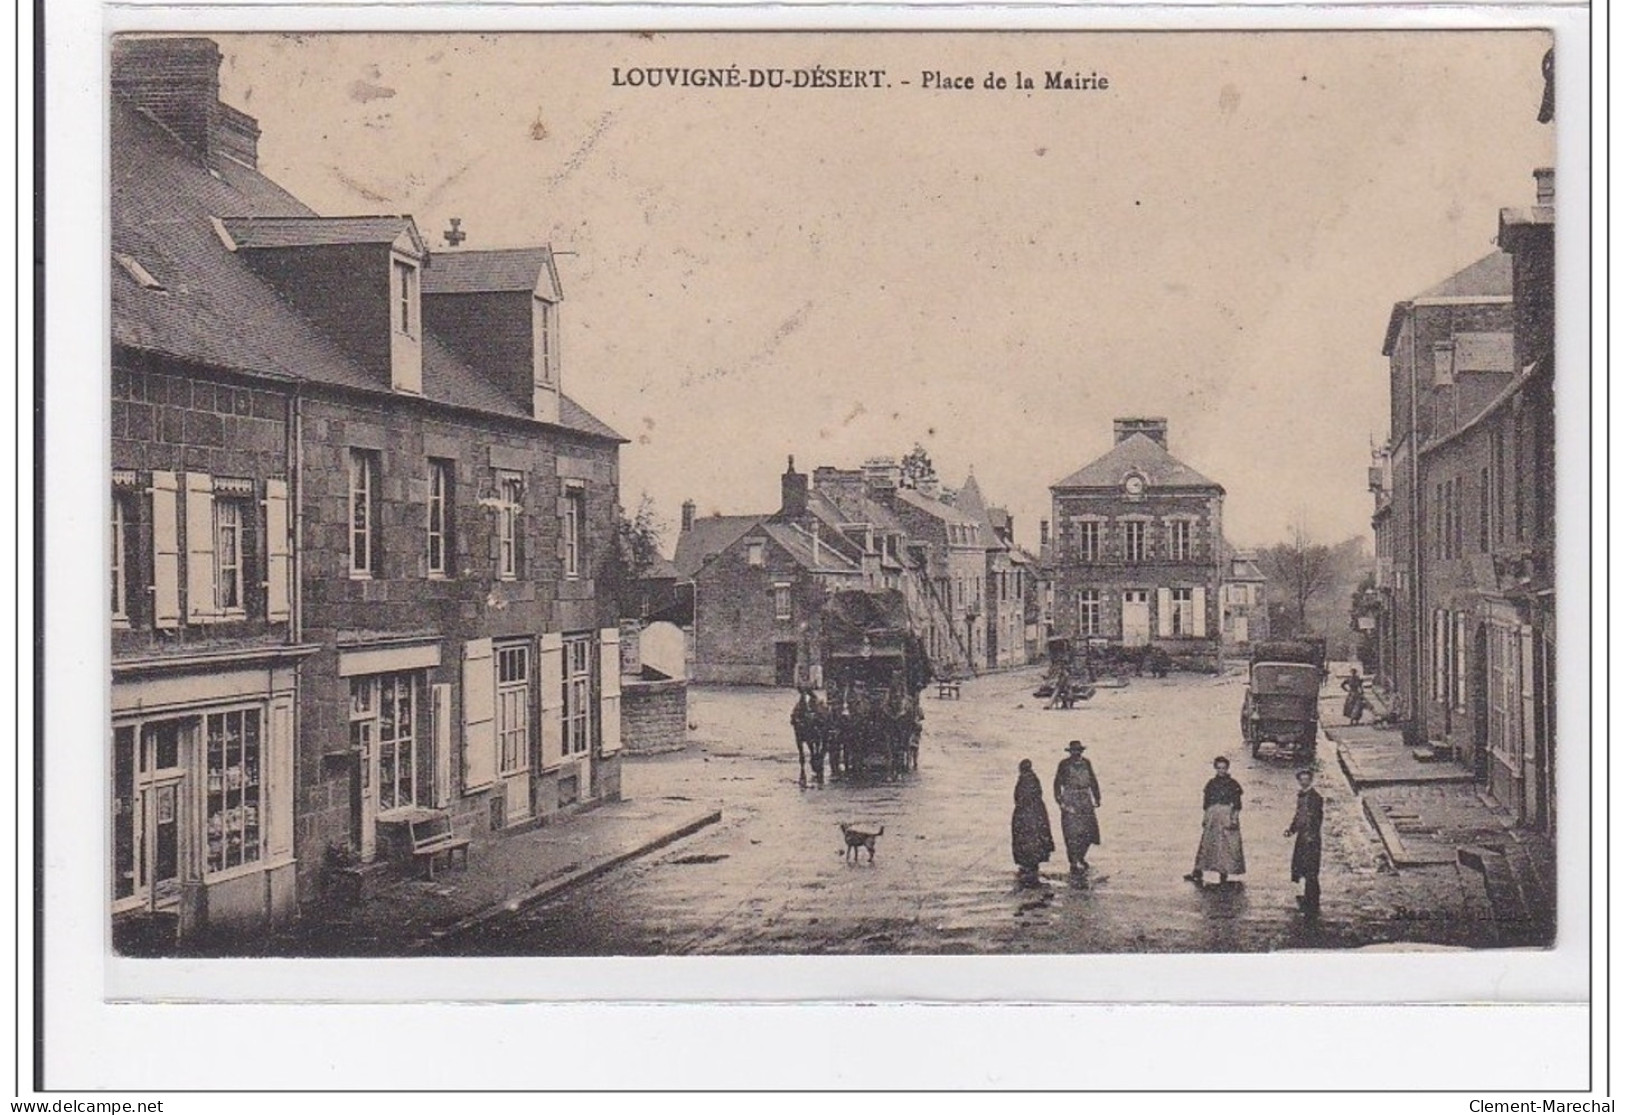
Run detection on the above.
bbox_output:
[409,813,471,881]
[936,679,961,700]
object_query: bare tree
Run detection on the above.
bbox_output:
[1257,515,1341,637]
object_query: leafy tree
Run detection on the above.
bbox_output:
[616,493,666,580]
[603,493,668,619]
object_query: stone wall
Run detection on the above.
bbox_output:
[623,677,688,754]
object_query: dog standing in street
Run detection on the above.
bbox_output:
[838,822,885,863]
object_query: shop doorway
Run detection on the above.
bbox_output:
[775,641,798,687]
[113,719,189,911]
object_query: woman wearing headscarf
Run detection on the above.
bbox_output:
[1011,759,1056,885]
[1184,755,1246,887]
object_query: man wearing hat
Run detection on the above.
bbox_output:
[1052,740,1102,873]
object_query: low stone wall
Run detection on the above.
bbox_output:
[623,676,689,754]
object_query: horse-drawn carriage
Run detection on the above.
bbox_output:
[792,589,928,783]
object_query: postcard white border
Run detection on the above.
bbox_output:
[32,0,1601,1093]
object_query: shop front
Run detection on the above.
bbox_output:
[111,648,311,949]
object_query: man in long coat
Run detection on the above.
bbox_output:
[1284,768,1325,916]
[1052,740,1102,872]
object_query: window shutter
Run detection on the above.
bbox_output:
[538,632,565,766]
[432,682,453,808]
[184,472,217,623]
[150,470,181,629]
[516,487,529,580]
[264,478,291,623]
[265,694,295,859]
[1462,614,1475,711]
[487,491,502,568]
[599,628,622,755]
[1436,612,1448,701]
[462,638,496,793]
[1156,587,1173,637]
[1192,586,1207,638]
[1518,626,1536,762]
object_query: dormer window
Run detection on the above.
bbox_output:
[395,258,418,338]
[536,299,556,385]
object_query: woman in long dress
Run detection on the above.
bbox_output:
[1185,756,1245,887]
[1011,759,1056,885]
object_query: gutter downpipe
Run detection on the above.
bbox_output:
[1407,308,1425,743]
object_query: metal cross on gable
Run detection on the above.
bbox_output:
[443,217,467,247]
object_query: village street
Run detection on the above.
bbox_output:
[454,667,1499,956]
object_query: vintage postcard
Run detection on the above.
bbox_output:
[30,1,1600,1092]
[101,25,1568,964]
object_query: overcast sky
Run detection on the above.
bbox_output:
[213,31,1552,554]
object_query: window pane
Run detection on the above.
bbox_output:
[242,711,261,862]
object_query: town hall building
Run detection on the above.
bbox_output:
[1049,418,1225,659]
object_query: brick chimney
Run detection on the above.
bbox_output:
[1113,417,1168,447]
[681,499,696,533]
[781,455,808,520]
[863,457,902,500]
[1040,520,1050,546]
[1534,167,1554,207]
[112,37,249,170]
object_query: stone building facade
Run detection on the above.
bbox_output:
[952,474,1031,671]
[676,456,1018,684]
[1219,551,1268,649]
[1371,172,1554,834]
[676,475,863,686]
[1049,418,1225,660]
[109,36,627,944]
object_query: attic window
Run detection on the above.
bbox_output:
[394,259,418,338]
[113,253,164,291]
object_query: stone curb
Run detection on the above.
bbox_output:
[1359,795,1457,868]
[406,808,724,953]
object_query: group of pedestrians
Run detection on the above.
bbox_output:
[1010,746,1325,917]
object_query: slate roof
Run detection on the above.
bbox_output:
[425,247,562,300]
[894,486,981,529]
[672,514,763,578]
[761,523,860,574]
[1051,433,1223,491]
[110,98,621,443]
[220,215,423,251]
[951,474,1005,549]
[1384,252,1515,356]
[1415,251,1513,301]
[641,553,681,581]
[1226,555,1266,583]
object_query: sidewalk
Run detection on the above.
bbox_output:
[279,796,722,956]
[1325,693,1554,947]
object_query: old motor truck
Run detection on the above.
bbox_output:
[1240,640,1327,759]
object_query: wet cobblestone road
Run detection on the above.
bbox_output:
[460,667,1499,955]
